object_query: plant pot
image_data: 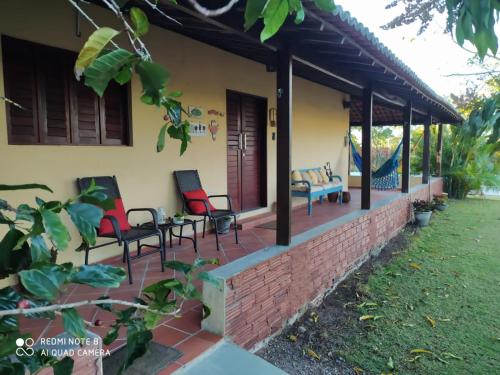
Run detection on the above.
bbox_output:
[216,216,232,234]
[172,217,184,225]
[327,192,338,202]
[435,203,447,211]
[415,210,432,226]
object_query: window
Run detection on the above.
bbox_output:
[2,36,131,145]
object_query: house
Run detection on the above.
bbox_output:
[0,0,460,371]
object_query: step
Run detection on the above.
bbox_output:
[235,211,276,230]
[173,340,286,375]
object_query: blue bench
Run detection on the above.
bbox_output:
[291,168,343,216]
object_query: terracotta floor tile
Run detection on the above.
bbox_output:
[152,324,190,347]
[194,330,222,343]
[164,309,202,334]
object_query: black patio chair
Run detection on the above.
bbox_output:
[173,170,238,251]
[76,176,164,284]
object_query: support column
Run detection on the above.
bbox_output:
[276,46,292,246]
[402,100,412,193]
[436,123,443,176]
[422,115,432,184]
[361,85,373,210]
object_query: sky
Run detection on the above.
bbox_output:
[333,0,498,99]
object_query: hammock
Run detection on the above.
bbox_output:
[350,138,403,190]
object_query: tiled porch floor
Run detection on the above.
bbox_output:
[21,188,399,373]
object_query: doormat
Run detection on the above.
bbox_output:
[103,342,183,375]
[255,221,277,230]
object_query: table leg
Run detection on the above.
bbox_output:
[179,226,183,246]
[169,228,173,248]
[162,228,167,258]
[193,221,197,253]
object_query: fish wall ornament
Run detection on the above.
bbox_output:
[208,109,224,117]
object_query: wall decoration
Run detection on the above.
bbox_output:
[188,106,203,118]
[208,109,224,117]
[189,122,207,137]
[208,120,219,141]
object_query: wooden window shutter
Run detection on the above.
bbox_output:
[100,80,130,145]
[2,36,39,144]
[35,45,71,144]
[69,76,101,145]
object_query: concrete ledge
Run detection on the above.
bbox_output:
[173,340,286,375]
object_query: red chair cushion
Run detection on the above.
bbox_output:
[99,198,132,235]
[183,189,216,214]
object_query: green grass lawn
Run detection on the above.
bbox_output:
[341,199,500,374]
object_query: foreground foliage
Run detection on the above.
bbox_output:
[341,199,500,374]
[0,184,218,374]
[384,0,499,59]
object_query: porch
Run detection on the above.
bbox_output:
[21,181,441,373]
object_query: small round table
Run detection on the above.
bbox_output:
[142,218,197,253]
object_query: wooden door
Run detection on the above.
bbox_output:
[227,91,267,212]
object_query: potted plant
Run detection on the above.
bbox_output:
[432,195,448,211]
[413,199,433,227]
[173,211,185,225]
[216,216,232,234]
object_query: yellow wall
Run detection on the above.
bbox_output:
[0,0,349,275]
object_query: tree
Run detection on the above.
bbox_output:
[442,95,500,198]
[450,72,500,116]
[383,0,500,59]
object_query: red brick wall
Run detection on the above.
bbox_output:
[224,180,443,349]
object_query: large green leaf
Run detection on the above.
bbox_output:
[156,124,168,152]
[122,322,153,372]
[0,333,29,357]
[135,60,170,106]
[84,48,137,97]
[0,360,25,375]
[66,203,103,246]
[70,264,126,288]
[196,271,222,288]
[192,257,219,268]
[261,0,289,42]
[313,0,336,12]
[15,204,35,222]
[0,229,31,279]
[30,235,51,264]
[41,209,70,250]
[0,184,52,192]
[52,357,74,375]
[74,27,120,78]
[19,264,72,301]
[289,0,305,24]
[130,7,149,37]
[244,0,268,30]
[164,260,192,274]
[0,287,21,334]
[103,326,119,345]
[62,308,86,339]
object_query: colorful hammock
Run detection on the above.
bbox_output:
[350,138,403,190]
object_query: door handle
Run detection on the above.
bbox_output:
[243,132,247,151]
[238,133,243,150]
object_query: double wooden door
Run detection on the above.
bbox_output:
[226,91,267,212]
